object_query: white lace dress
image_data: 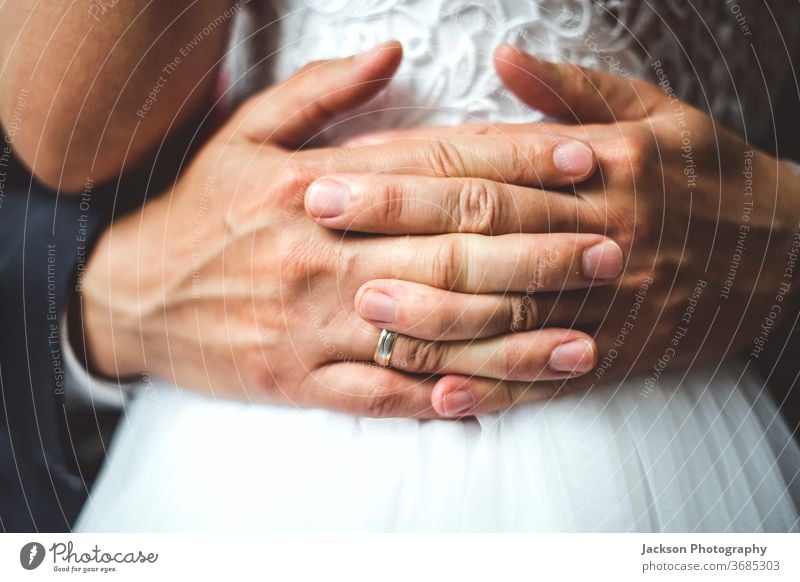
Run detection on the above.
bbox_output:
[76,0,800,532]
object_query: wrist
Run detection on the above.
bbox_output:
[81,199,168,379]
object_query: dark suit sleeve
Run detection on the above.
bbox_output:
[0,150,115,532]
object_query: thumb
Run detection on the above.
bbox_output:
[493,45,663,123]
[230,41,403,147]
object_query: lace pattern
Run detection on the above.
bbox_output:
[225,0,799,146]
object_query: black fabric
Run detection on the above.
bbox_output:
[756,19,800,434]
[0,151,117,531]
[0,104,204,531]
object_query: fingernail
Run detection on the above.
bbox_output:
[443,390,476,416]
[306,177,349,218]
[549,339,595,374]
[359,290,397,324]
[554,141,595,177]
[582,240,623,280]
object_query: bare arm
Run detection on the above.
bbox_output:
[0,0,235,192]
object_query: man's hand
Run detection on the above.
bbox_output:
[80,42,616,418]
[315,45,800,415]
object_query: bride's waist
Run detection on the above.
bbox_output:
[130,362,765,436]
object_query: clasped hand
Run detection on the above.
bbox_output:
[83,42,800,418]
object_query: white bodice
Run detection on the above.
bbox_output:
[226,0,798,146]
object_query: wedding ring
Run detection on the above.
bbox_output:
[373,329,399,367]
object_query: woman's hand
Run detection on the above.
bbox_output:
[82,43,612,418]
[314,45,800,415]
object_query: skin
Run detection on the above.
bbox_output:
[314,45,800,416]
[0,4,613,417]
[81,45,614,418]
[0,0,234,191]
[15,2,788,420]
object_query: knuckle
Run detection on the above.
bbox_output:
[396,338,447,373]
[272,160,314,207]
[603,203,639,248]
[571,64,594,95]
[279,236,332,283]
[278,240,309,282]
[377,180,406,225]
[508,294,538,332]
[431,236,465,290]
[426,141,466,176]
[363,386,407,418]
[457,180,499,234]
[512,140,545,183]
[616,127,657,177]
[298,99,335,136]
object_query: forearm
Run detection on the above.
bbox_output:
[0,0,235,192]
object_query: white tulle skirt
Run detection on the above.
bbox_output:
[76,361,800,532]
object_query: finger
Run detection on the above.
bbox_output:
[345,124,508,147]
[306,173,594,234]
[343,122,580,147]
[384,328,596,383]
[355,233,624,293]
[431,374,582,417]
[493,44,663,123]
[228,40,403,146]
[305,361,442,419]
[309,132,598,187]
[354,279,592,341]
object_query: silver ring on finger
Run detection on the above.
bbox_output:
[373,329,399,368]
